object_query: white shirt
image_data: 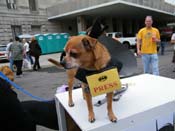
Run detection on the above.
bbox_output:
[6,42,13,57]
[171,33,175,50]
[23,42,29,52]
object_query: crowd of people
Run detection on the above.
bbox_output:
[6,36,42,77]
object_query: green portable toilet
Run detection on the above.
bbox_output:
[53,33,61,52]
[34,34,47,54]
[60,33,69,51]
[44,33,55,54]
[78,31,86,35]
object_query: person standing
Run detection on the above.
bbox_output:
[137,16,160,75]
[28,41,34,65]
[160,34,167,55]
[23,38,29,59]
[9,36,24,77]
[6,39,14,71]
[22,39,33,65]
[29,37,42,71]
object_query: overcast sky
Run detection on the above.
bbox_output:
[165,0,175,5]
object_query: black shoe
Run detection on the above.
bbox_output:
[33,69,37,71]
[173,70,175,72]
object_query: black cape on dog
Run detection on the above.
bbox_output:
[75,18,137,83]
[75,35,137,83]
[98,35,137,78]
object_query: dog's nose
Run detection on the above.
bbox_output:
[60,59,66,67]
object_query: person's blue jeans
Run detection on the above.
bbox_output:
[26,53,34,65]
[160,41,166,55]
[141,54,159,75]
[29,55,34,65]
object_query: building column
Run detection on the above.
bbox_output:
[133,20,140,35]
[77,16,86,33]
[106,17,113,32]
[117,19,123,33]
[127,21,132,35]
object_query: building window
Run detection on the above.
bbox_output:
[31,25,41,35]
[11,26,22,39]
[6,0,16,9]
[29,0,37,11]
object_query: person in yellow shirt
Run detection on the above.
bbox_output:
[137,16,160,75]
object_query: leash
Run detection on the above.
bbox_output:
[0,71,52,102]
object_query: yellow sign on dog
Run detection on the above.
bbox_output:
[86,68,121,97]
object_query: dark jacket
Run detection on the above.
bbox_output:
[0,77,36,131]
[29,40,42,57]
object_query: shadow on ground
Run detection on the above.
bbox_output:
[27,66,66,73]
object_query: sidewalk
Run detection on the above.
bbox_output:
[39,52,61,67]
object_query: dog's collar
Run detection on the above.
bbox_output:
[85,58,118,72]
[75,58,122,84]
[82,59,111,72]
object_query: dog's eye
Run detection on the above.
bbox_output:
[70,52,78,58]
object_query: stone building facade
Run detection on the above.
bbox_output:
[0,0,62,44]
[1,0,175,44]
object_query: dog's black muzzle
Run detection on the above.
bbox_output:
[60,59,77,70]
[60,59,66,68]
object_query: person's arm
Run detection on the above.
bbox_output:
[155,39,161,43]
[155,29,161,43]
[137,38,142,56]
[171,34,175,44]
[6,44,10,51]
[7,44,11,59]
[20,43,25,57]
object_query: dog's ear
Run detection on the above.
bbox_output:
[81,37,97,51]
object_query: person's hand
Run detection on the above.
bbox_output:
[154,38,159,43]
[152,38,160,43]
[137,49,142,56]
[171,40,175,44]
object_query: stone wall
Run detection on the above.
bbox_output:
[0,0,62,44]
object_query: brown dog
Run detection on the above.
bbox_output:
[0,65,14,89]
[61,35,117,123]
[0,65,14,81]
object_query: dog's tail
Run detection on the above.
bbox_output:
[48,58,63,68]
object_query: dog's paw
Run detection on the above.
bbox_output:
[89,118,95,123]
[68,99,74,107]
[110,118,117,123]
[88,113,95,123]
[108,113,117,123]
[68,102,74,107]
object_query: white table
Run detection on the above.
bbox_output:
[55,74,175,131]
